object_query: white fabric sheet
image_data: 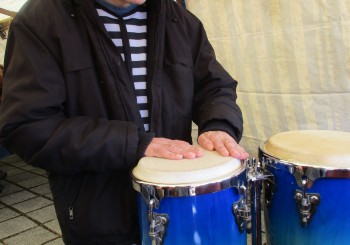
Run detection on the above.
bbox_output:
[187,0,350,156]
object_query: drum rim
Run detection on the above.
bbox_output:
[132,150,243,185]
[132,164,247,198]
[259,130,350,170]
[259,147,350,181]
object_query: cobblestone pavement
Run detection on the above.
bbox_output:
[0,155,63,245]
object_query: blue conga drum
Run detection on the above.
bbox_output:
[132,149,250,245]
[260,130,350,245]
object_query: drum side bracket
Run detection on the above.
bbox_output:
[137,184,169,245]
[294,190,320,227]
[232,185,251,233]
[139,184,162,206]
[148,199,169,245]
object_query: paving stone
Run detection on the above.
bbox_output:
[30,168,47,176]
[0,207,20,222]
[19,165,37,172]
[27,205,57,223]
[17,175,48,189]
[0,190,35,205]
[30,183,51,196]
[3,226,57,245]
[0,216,36,239]
[0,163,15,172]
[43,219,62,236]
[12,196,52,213]
[3,156,27,167]
[45,193,53,200]
[5,168,26,177]
[0,182,22,198]
[44,238,64,245]
[0,155,17,163]
[6,172,39,184]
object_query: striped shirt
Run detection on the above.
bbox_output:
[96,4,150,131]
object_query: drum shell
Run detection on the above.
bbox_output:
[137,170,247,245]
[262,157,350,245]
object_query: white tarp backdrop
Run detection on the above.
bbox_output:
[187,0,350,156]
[0,0,27,14]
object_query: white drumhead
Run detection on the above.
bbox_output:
[132,149,243,185]
[262,130,350,168]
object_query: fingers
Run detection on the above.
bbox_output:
[197,133,214,151]
[145,138,203,160]
[198,131,249,159]
[225,141,249,159]
[144,131,250,161]
[199,133,229,156]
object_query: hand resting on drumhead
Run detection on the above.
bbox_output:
[144,138,204,160]
[198,131,249,159]
[144,131,249,160]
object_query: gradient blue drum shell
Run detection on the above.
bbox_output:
[264,162,350,245]
[137,184,247,245]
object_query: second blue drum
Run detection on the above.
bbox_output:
[260,130,350,245]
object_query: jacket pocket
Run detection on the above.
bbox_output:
[48,173,87,222]
[164,56,193,68]
[67,175,88,220]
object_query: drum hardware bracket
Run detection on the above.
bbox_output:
[250,157,276,207]
[292,166,328,188]
[148,199,169,245]
[232,185,252,234]
[138,184,162,208]
[137,184,169,245]
[248,157,273,245]
[247,158,273,183]
[294,177,320,227]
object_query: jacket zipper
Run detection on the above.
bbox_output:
[80,4,134,122]
[97,31,133,121]
[147,2,162,132]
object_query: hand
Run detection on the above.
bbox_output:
[198,131,249,159]
[145,138,203,160]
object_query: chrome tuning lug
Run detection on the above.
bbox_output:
[294,176,320,227]
[232,185,252,234]
[148,199,169,245]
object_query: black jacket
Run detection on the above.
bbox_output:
[0,0,243,244]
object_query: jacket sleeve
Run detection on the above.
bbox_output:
[0,16,147,175]
[192,21,244,142]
